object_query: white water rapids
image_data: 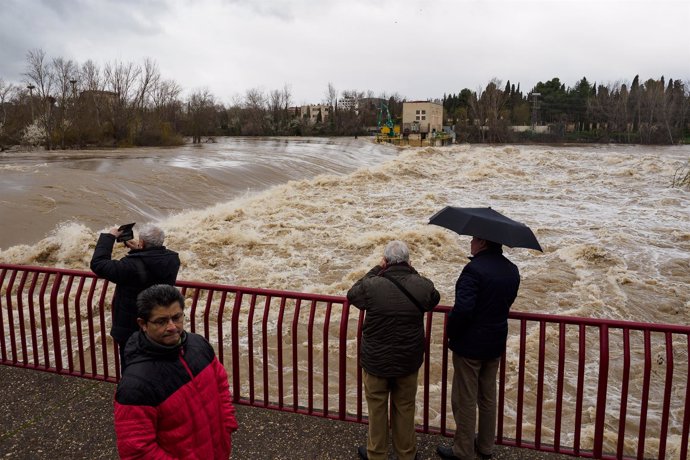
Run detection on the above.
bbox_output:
[2,139,688,325]
[1,138,689,458]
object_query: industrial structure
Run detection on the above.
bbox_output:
[402,100,443,139]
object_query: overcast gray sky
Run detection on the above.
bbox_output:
[1,0,688,105]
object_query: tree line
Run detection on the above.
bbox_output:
[0,50,406,150]
[444,76,690,144]
[0,49,688,149]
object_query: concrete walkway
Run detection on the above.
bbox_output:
[0,365,574,459]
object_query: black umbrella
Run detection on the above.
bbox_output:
[428,206,543,251]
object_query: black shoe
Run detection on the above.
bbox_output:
[357,445,368,460]
[436,445,460,459]
[474,439,492,459]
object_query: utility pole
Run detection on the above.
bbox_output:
[70,79,79,147]
[27,84,36,120]
[530,92,541,131]
[46,96,56,150]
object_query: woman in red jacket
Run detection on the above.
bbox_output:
[114,284,238,459]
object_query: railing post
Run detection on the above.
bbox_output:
[230,290,243,403]
[291,299,302,411]
[216,291,228,363]
[574,324,586,456]
[0,268,9,362]
[554,322,566,453]
[49,272,63,372]
[593,324,609,458]
[681,335,690,460]
[638,330,652,459]
[338,301,350,420]
[617,329,631,457]
[535,320,546,449]
[277,297,286,409]
[516,319,527,446]
[322,302,332,416]
[658,332,674,460]
[262,296,272,407]
[441,313,450,436]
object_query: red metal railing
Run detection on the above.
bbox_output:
[1,263,688,460]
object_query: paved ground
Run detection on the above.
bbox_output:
[0,365,575,459]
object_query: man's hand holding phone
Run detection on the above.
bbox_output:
[116,223,135,242]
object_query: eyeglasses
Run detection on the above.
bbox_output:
[147,313,185,327]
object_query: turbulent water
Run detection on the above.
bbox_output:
[2,138,689,457]
[0,137,397,249]
[1,139,689,325]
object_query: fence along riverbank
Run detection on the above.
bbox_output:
[1,263,688,459]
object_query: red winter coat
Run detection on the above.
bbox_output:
[114,331,238,459]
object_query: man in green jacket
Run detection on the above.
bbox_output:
[347,240,440,460]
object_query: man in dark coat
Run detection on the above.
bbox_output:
[347,240,440,460]
[90,223,180,368]
[437,237,520,460]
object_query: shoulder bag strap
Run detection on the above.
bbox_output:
[380,272,426,313]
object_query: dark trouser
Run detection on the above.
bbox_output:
[115,331,135,372]
[362,369,419,460]
[451,353,501,460]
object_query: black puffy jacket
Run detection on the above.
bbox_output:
[90,233,180,344]
[347,263,440,378]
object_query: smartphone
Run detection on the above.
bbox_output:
[116,223,136,242]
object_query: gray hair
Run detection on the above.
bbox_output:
[383,240,410,264]
[139,224,165,248]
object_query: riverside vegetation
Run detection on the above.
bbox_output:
[0,49,688,150]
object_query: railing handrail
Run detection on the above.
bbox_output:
[3,264,688,333]
[1,263,688,460]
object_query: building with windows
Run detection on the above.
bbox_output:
[338,96,359,113]
[402,101,443,137]
[297,104,331,124]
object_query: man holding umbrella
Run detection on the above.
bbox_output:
[430,207,540,460]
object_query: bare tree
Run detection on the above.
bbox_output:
[325,82,337,108]
[281,84,292,111]
[187,88,216,143]
[76,60,107,144]
[0,78,15,133]
[133,58,161,140]
[24,49,56,149]
[242,88,267,135]
[52,57,77,148]
[267,84,293,134]
[80,60,102,91]
[269,89,284,134]
[468,79,508,142]
[104,60,141,143]
[150,79,182,130]
[24,49,54,101]
[135,59,159,110]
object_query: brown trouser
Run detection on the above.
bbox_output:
[451,353,501,460]
[363,369,419,460]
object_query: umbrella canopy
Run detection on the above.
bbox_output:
[428,206,543,251]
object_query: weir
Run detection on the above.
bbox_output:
[0,263,688,460]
